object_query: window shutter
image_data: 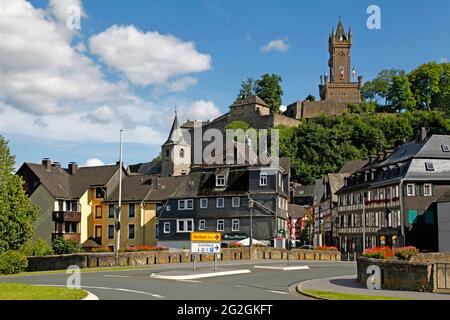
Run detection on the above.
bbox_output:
[403,184,408,196]
[415,184,420,196]
[419,184,424,196]
[432,184,436,196]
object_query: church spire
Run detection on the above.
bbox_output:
[335,16,347,41]
[164,111,188,146]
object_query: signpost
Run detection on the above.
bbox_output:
[190,232,222,271]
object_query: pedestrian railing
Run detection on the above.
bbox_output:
[435,263,450,290]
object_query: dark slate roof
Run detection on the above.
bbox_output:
[22,163,71,198]
[128,160,162,175]
[313,178,325,205]
[164,113,190,146]
[339,160,369,174]
[104,175,153,202]
[291,183,315,198]
[20,162,120,199]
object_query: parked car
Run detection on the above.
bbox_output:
[298,245,314,250]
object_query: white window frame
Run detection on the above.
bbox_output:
[128,224,135,240]
[178,199,194,210]
[423,184,433,197]
[200,198,208,209]
[166,205,171,211]
[425,162,435,171]
[260,172,268,186]
[163,222,171,234]
[216,175,225,187]
[176,219,194,233]
[217,219,224,232]
[232,197,240,208]
[232,219,240,232]
[199,219,206,231]
[406,184,415,196]
[216,198,225,208]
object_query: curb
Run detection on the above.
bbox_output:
[82,290,99,300]
[150,269,252,280]
[295,281,329,300]
[254,265,310,271]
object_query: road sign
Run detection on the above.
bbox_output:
[191,232,221,242]
[191,242,221,253]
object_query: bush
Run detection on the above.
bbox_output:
[363,246,393,260]
[93,247,111,253]
[315,246,338,251]
[394,246,419,261]
[21,239,54,257]
[52,237,82,255]
[0,251,28,274]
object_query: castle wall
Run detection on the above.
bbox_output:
[301,101,349,119]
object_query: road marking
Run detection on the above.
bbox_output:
[265,290,289,295]
[253,265,310,271]
[35,284,165,299]
[175,279,202,283]
[234,285,249,288]
[103,275,130,278]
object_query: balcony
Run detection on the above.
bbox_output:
[52,211,81,222]
[52,232,81,243]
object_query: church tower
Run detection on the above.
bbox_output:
[161,112,191,177]
[319,17,362,102]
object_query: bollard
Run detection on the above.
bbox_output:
[213,254,217,272]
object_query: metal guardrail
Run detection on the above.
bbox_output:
[436,263,450,290]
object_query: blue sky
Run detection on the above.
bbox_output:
[1,0,449,170]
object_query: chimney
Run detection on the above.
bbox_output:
[42,158,52,171]
[418,127,427,142]
[52,162,61,169]
[68,162,78,175]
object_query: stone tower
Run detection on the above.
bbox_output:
[319,17,362,102]
[161,112,191,177]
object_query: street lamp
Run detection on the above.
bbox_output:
[248,196,254,247]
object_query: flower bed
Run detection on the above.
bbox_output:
[362,246,419,261]
[394,246,419,261]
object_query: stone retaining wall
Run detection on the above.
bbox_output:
[357,256,450,293]
[26,247,340,272]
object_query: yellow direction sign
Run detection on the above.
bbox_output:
[191,232,221,242]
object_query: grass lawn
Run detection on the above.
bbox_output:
[0,283,87,300]
[304,289,415,300]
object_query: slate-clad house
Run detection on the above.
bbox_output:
[336,130,450,253]
[156,158,291,249]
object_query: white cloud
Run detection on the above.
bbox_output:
[167,76,198,92]
[0,0,120,115]
[89,25,212,86]
[84,158,105,167]
[48,0,85,41]
[182,100,221,122]
[260,38,290,53]
[86,106,116,124]
[280,105,287,112]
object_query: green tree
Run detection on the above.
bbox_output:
[225,120,251,131]
[255,74,284,114]
[0,136,38,253]
[408,62,442,111]
[236,77,257,102]
[305,94,316,102]
[361,69,406,107]
[387,75,416,112]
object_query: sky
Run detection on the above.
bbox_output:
[1,0,449,170]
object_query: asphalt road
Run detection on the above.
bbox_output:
[0,260,356,300]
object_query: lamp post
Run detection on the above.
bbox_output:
[115,129,123,266]
[362,195,366,253]
[248,197,254,248]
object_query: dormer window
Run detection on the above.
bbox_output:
[442,145,449,152]
[260,173,268,186]
[425,162,435,171]
[216,175,225,187]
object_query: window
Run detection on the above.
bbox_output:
[216,175,225,187]
[165,149,170,157]
[200,198,208,209]
[163,222,170,234]
[95,205,102,219]
[95,187,105,199]
[217,219,224,231]
[425,162,435,171]
[108,225,114,240]
[260,173,267,186]
[180,148,184,158]
[232,219,240,232]
[199,220,206,231]
[442,144,450,152]
[166,205,171,211]
[216,198,224,208]
[406,184,415,196]
[108,204,115,219]
[128,204,135,218]
[155,223,159,239]
[177,219,194,233]
[232,197,240,208]
[278,173,282,187]
[423,184,433,196]
[178,199,194,210]
[128,224,135,239]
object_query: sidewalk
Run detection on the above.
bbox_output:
[297,275,450,300]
